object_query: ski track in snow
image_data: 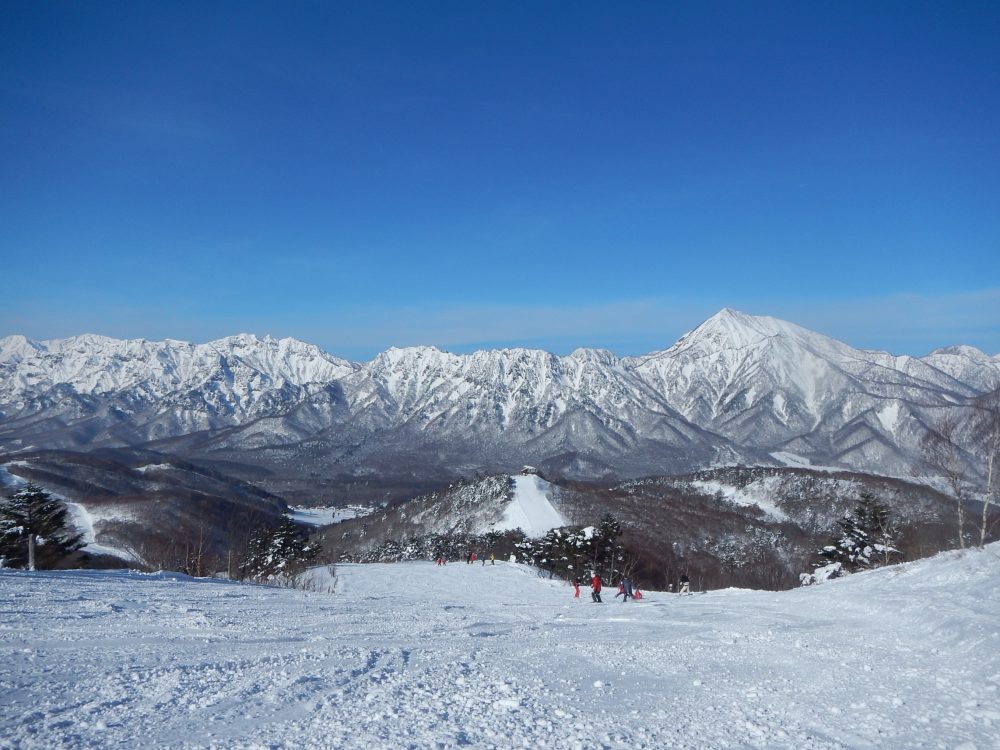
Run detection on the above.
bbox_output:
[1,549,999,749]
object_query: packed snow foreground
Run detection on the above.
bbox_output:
[2,548,999,750]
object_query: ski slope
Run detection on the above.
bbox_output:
[495,474,566,537]
[1,547,999,749]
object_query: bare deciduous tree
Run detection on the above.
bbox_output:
[921,412,970,549]
[972,388,1000,548]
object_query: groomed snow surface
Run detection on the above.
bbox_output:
[2,547,999,750]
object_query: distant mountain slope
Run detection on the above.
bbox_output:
[628,309,999,477]
[1,310,997,494]
[0,447,287,567]
[318,465,969,591]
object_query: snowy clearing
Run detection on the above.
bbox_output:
[288,505,372,527]
[0,462,28,491]
[690,478,790,521]
[1,547,999,749]
[769,452,845,472]
[133,463,175,474]
[63,502,138,562]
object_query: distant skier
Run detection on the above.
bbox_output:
[489,552,495,565]
[572,576,581,598]
[615,576,634,602]
[590,571,603,603]
[679,574,690,595]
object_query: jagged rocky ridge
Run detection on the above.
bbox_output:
[1,309,998,500]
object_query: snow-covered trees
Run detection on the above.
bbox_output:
[709,526,790,589]
[511,513,629,583]
[0,484,84,570]
[356,529,524,564]
[514,527,593,579]
[239,516,319,582]
[817,493,901,574]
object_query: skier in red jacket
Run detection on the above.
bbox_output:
[590,571,603,603]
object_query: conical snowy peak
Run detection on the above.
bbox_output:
[653,308,851,362]
[628,308,992,471]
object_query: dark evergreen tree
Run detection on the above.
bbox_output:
[560,528,594,578]
[239,516,319,581]
[818,493,901,573]
[0,484,85,570]
[483,530,503,552]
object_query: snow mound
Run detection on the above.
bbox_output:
[494,474,566,536]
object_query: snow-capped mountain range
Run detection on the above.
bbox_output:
[1,309,998,489]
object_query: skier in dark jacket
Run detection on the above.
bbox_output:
[615,576,634,602]
[590,571,602,603]
[679,573,690,595]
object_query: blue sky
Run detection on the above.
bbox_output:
[1,1,998,359]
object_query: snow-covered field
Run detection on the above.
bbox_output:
[1,547,999,749]
[288,505,372,527]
